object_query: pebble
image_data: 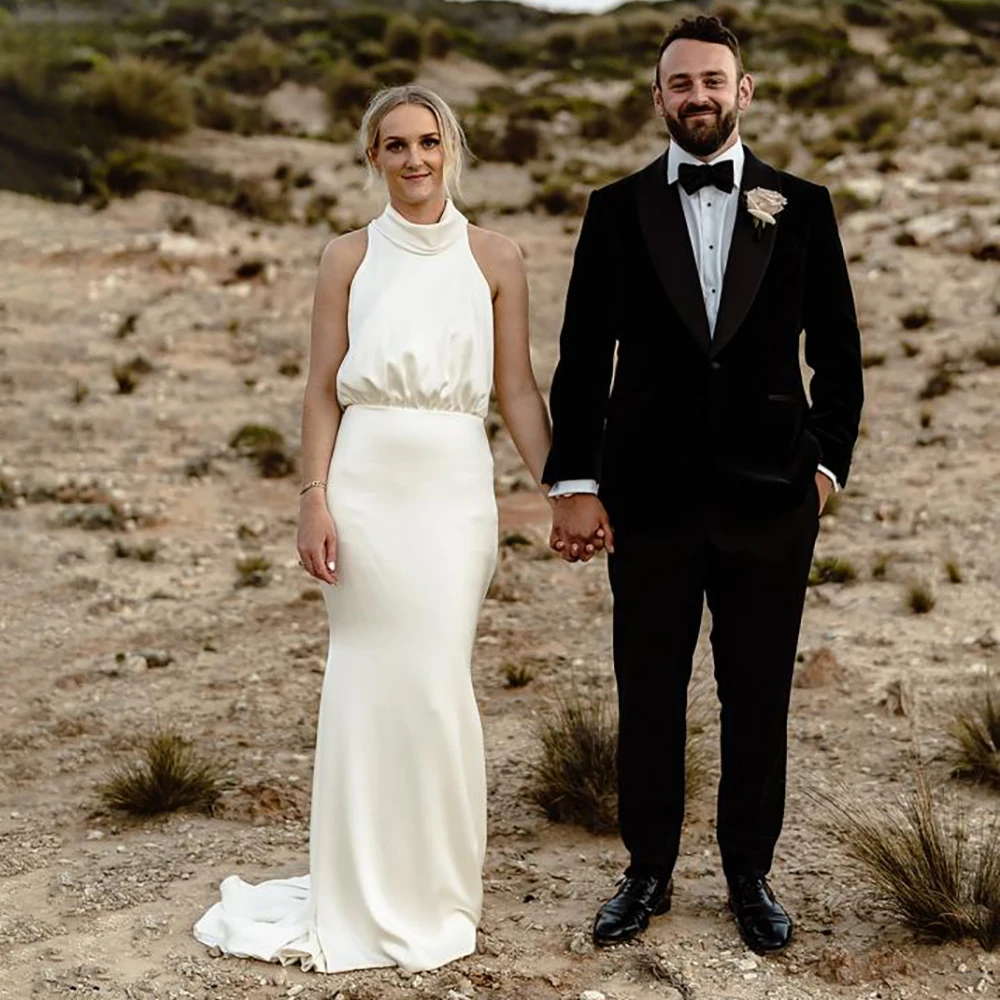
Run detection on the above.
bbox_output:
[737,957,759,971]
[580,992,606,1000]
[568,929,593,954]
[286,986,304,998]
[272,969,288,986]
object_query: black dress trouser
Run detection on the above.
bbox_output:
[607,480,821,882]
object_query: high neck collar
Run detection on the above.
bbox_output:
[373,199,466,255]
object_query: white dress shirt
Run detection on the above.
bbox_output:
[549,139,839,499]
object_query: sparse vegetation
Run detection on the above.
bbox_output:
[872,551,893,580]
[901,306,933,330]
[974,341,1000,367]
[907,582,935,614]
[949,683,1000,790]
[235,554,272,588]
[99,723,225,816]
[112,354,154,394]
[945,559,963,584]
[817,769,1000,949]
[809,555,858,586]
[228,423,295,478]
[503,662,534,689]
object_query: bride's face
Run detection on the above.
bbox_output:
[370,104,446,207]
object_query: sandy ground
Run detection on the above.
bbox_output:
[0,112,998,1000]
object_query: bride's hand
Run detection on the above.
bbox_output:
[297,492,339,585]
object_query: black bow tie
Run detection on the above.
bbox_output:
[677,159,734,195]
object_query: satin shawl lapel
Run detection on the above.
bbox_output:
[710,146,781,358]
[635,154,711,354]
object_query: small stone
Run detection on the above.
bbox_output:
[207,946,222,958]
[272,968,288,986]
[568,930,593,954]
[737,957,759,971]
[977,628,997,649]
[580,992,607,1000]
[286,986,304,998]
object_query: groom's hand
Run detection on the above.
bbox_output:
[816,471,833,514]
[549,495,614,562]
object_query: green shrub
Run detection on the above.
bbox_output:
[325,60,375,128]
[79,56,194,140]
[385,15,422,62]
[371,58,417,88]
[198,30,285,96]
[423,19,453,60]
[531,177,586,216]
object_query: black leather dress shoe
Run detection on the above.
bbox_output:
[727,873,793,954]
[592,873,673,947]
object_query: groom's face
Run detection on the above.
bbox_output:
[653,38,752,158]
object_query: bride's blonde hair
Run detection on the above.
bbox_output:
[358,84,469,198]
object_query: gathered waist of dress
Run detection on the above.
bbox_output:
[341,401,487,422]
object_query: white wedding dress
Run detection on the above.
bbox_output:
[193,199,498,973]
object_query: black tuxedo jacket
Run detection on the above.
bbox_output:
[541,144,864,527]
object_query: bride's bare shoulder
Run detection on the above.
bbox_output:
[317,228,369,285]
[467,224,522,265]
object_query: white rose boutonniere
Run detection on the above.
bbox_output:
[745,187,787,237]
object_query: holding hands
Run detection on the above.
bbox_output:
[549,494,615,563]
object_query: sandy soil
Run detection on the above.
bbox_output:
[0,110,998,1000]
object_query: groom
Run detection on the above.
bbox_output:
[543,16,863,954]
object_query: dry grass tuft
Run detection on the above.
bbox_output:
[99,724,225,816]
[945,559,963,584]
[907,582,935,614]
[974,341,1000,367]
[948,684,1000,790]
[809,555,858,586]
[533,690,618,834]
[532,675,713,834]
[235,554,272,587]
[815,770,1000,949]
[503,662,534,689]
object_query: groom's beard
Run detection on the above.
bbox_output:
[666,100,739,157]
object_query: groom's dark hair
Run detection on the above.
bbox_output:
[655,15,744,89]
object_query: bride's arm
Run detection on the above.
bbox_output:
[297,230,366,583]
[478,231,551,492]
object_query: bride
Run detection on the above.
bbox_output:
[192,84,553,974]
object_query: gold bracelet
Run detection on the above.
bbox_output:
[299,480,326,496]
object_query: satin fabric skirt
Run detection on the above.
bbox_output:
[193,404,498,973]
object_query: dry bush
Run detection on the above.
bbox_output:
[907,582,935,614]
[816,770,1000,949]
[99,724,224,816]
[948,683,1000,790]
[198,30,285,95]
[112,354,154,394]
[112,538,159,562]
[503,662,534,689]
[533,690,618,833]
[530,176,586,216]
[423,19,452,60]
[918,366,956,401]
[235,554,272,588]
[974,341,1000,367]
[79,56,194,140]
[228,423,295,478]
[872,551,894,579]
[945,559,963,584]
[324,60,375,129]
[901,305,933,330]
[532,675,713,834]
[809,555,858,586]
[385,15,422,62]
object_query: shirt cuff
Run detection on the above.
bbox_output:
[548,479,599,498]
[817,464,840,492]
